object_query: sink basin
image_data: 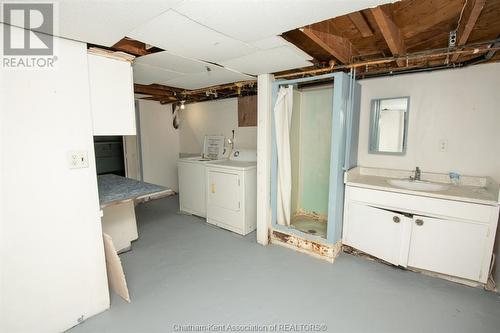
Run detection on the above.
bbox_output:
[387,179,449,192]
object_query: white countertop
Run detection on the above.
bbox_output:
[345,167,500,206]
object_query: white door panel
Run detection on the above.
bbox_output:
[178,162,206,216]
[408,216,488,282]
[208,171,240,212]
[344,202,409,266]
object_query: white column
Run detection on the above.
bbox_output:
[256,74,274,245]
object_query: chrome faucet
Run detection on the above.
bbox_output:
[410,167,421,181]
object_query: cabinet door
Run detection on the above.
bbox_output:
[343,202,410,266]
[408,216,489,282]
[88,54,136,135]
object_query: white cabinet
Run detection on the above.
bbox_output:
[343,202,410,266]
[88,53,136,135]
[407,215,489,282]
[343,186,499,284]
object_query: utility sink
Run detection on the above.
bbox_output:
[387,179,450,192]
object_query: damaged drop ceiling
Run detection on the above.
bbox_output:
[41,0,394,102]
[37,0,500,103]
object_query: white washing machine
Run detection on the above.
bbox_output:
[206,149,257,235]
[178,136,225,217]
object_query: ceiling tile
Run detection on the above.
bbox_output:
[133,63,184,85]
[221,46,313,75]
[161,67,254,89]
[129,9,258,63]
[134,51,214,73]
[250,36,290,50]
[175,0,394,42]
[58,0,182,46]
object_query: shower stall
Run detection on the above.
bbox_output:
[270,72,360,258]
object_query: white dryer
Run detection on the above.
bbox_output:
[206,149,257,235]
[178,136,225,217]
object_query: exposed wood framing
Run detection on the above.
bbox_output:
[302,22,356,64]
[274,41,500,79]
[348,12,373,37]
[135,40,500,103]
[281,30,334,63]
[134,84,179,103]
[88,47,135,62]
[371,6,407,67]
[134,84,176,97]
[112,38,151,56]
[451,0,487,62]
[135,81,258,104]
[271,230,342,263]
[129,0,500,104]
[182,80,256,96]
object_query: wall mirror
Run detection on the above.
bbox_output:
[369,97,409,155]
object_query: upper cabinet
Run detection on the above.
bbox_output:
[88,53,136,136]
[238,95,257,127]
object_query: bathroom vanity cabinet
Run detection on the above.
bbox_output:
[342,170,500,285]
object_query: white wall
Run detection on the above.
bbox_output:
[137,97,257,192]
[138,100,180,191]
[357,63,500,287]
[358,63,500,182]
[0,29,109,332]
[179,98,257,154]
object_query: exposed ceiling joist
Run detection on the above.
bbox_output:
[301,23,356,64]
[130,0,500,104]
[484,37,500,60]
[134,84,181,97]
[348,12,374,37]
[275,41,500,79]
[451,0,487,62]
[371,6,406,66]
[112,38,151,56]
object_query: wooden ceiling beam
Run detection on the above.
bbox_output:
[112,38,151,56]
[134,81,258,104]
[301,23,356,64]
[348,11,373,37]
[371,6,406,67]
[451,0,487,63]
[134,84,178,98]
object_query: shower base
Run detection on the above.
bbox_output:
[290,214,327,239]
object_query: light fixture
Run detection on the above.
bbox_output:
[180,100,185,110]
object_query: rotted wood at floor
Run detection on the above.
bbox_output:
[271,230,342,263]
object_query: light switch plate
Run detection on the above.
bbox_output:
[68,151,89,169]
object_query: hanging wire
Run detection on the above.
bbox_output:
[172,103,180,129]
[456,0,469,31]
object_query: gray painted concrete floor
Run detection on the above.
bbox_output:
[70,196,500,333]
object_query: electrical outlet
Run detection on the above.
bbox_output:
[438,139,448,152]
[449,30,457,47]
[68,151,89,169]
